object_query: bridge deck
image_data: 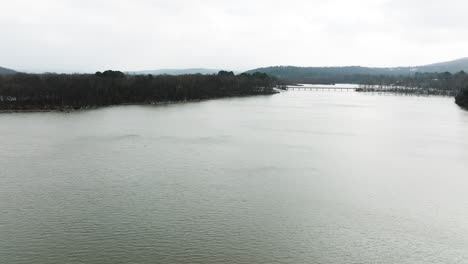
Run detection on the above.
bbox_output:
[288,86,356,91]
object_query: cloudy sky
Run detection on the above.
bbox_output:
[1,0,468,73]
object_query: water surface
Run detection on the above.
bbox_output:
[1,91,468,264]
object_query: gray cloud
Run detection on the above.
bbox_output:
[1,0,468,73]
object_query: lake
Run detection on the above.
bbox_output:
[1,91,468,264]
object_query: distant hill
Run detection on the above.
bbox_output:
[246,58,468,84]
[127,68,223,76]
[0,66,16,75]
[413,57,468,73]
[245,66,411,84]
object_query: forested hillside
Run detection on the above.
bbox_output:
[246,58,468,84]
[245,66,409,84]
[0,66,16,75]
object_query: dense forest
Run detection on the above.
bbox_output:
[456,89,468,108]
[246,66,414,84]
[0,71,280,111]
[355,71,468,95]
[246,58,468,84]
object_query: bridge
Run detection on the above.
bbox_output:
[287,85,357,91]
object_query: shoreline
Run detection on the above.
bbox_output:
[355,88,455,97]
[0,92,279,113]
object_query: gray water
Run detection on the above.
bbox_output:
[1,91,468,264]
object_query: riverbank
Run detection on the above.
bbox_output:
[0,91,279,113]
[455,89,468,109]
[356,87,455,96]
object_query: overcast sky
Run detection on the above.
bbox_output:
[2,0,468,73]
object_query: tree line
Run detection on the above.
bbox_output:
[354,71,468,108]
[0,71,280,110]
[356,71,468,95]
[245,66,416,84]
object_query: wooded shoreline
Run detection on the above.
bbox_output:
[0,70,281,111]
[0,92,279,113]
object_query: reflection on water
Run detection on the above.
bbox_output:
[1,91,468,264]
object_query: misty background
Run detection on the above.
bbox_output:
[2,0,468,73]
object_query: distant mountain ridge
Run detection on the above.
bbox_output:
[0,66,16,75]
[411,57,468,73]
[127,68,224,75]
[245,58,468,83]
